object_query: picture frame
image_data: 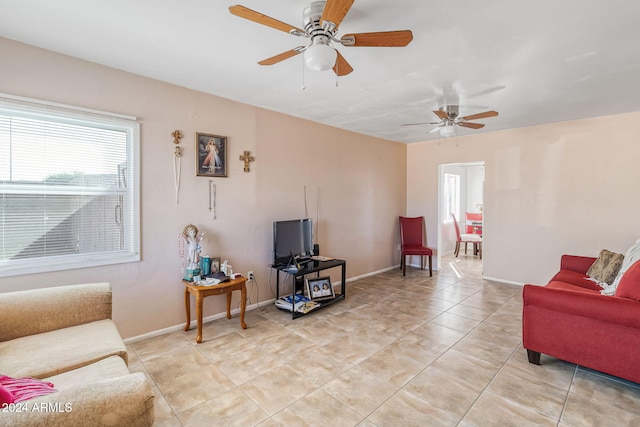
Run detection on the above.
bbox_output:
[211,257,221,274]
[196,133,227,177]
[306,276,334,301]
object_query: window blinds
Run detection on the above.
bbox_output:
[0,93,140,277]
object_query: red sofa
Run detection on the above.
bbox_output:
[522,254,640,384]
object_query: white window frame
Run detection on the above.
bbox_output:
[0,93,140,277]
[443,173,460,224]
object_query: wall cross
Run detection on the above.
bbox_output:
[239,150,255,172]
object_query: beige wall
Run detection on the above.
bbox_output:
[408,112,640,285]
[0,38,407,338]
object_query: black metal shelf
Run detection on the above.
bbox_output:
[273,259,346,319]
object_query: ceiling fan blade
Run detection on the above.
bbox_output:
[433,110,449,120]
[321,0,355,30]
[341,30,413,47]
[229,5,305,35]
[258,47,305,66]
[459,111,498,121]
[401,122,440,126]
[458,122,485,129]
[332,50,354,76]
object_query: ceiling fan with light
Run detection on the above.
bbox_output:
[229,0,413,76]
[402,105,499,137]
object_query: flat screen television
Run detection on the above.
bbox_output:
[273,218,313,266]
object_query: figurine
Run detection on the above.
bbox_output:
[221,260,233,276]
[182,224,204,281]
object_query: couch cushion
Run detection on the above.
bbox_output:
[546,280,600,294]
[615,260,640,301]
[586,249,624,286]
[0,319,126,379]
[549,270,601,291]
[44,355,131,391]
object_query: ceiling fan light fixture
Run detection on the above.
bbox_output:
[303,43,337,71]
[440,124,457,137]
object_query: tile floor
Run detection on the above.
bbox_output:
[129,254,640,426]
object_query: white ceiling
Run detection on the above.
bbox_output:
[1,0,639,143]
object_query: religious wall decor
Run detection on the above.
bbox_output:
[196,133,227,177]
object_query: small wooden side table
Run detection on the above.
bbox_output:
[183,277,248,343]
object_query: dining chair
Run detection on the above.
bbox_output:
[399,216,433,276]
[465,212,483,235]
[452,213,482,259]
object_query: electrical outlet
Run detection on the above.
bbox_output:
[248,271,254,281]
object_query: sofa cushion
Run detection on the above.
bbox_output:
[44,355,131,390]
[615,260,640,301]
[586,249,624,286]
[0,319,127,379]
[549,270,601,291]
[546,280,600,294]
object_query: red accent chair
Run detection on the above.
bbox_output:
[452,213,482,259]
[465,212,483,235]
[399,216,433,277]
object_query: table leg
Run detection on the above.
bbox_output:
[184,288,191,331]
[226,292,232,319]
[240,283,247,329]
[196,292,203,344]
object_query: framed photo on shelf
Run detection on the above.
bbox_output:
[211,257,221,274]
[306,276,334,301]
[196,132,227,177]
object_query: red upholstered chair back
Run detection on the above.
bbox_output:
[465,212,483,235]
[399,216,425,247]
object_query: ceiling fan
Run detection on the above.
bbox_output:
[229,0,413,76]
[402,105,499,137]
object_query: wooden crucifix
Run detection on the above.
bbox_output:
[239,150,255,172]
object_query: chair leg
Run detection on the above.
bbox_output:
[454,242,460,257]
[479,242,482,260]
[402,255,406,276]
[400,254,404,271]
[464,242,468,254]
[428,255,432,277]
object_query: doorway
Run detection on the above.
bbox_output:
[437,162,485,270]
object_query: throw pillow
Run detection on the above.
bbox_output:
[615,260,640,301]
[0,375,57,404]
[607,239,640,295]
[586,249,624,286]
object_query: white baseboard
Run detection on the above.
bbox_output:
[482,275,524,287]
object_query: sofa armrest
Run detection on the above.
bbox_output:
[0,373,154,427]
[559,255,596,275]
[0,283,112,342]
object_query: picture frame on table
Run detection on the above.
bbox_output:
[211,257,221,274]
[306,276,334,301]
[196,133,227,177]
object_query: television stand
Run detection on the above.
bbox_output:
[273,259,346,319]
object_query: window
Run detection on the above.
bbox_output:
[443,173,460,223]
[0,93,140,277]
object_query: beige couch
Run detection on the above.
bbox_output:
[0,283,154,426]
